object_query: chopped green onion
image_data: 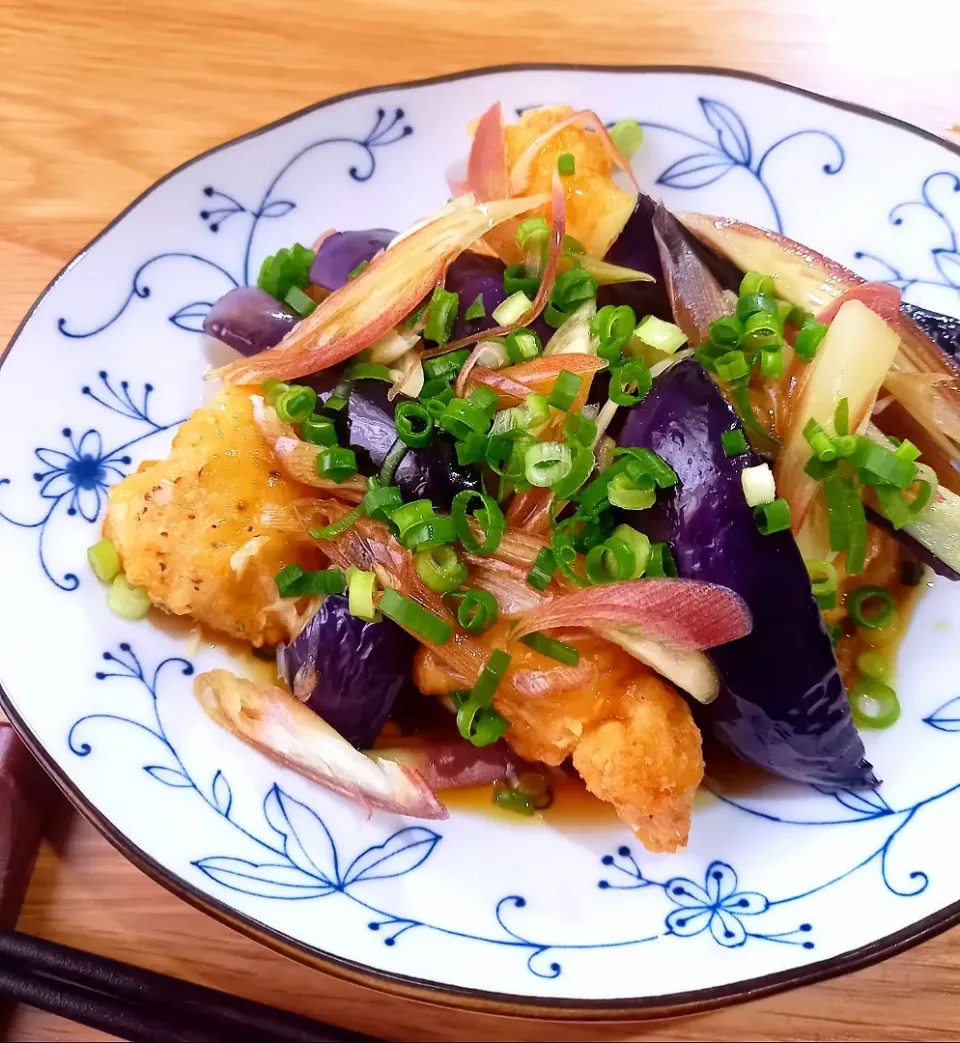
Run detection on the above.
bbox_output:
[526,547,556,590]
[794,320,827,362]
[437,397,493,439]
[379,588,453,645]
[87,538,121,583]
[275,384,318,424]
[415,545,468,593]
[106,573,151,621]
[301,413,338,447]
[516,216,550,251]
[323,374,353,413]
[613,524,651,575]
[493,785,535,815]
[833,435,857,458]
[347,568,378,621]
[455,589,498,633]
[347,259,369,280]
[736,291,778,320]
[592,304,636,362]
[612,447,678,488]
[309,504,364,540]
[585,535,637,583]
[753,498,792,535]
[317,446,357,483]
[730,380,777,444]
[739,272,777,298]
[848,679,900,729]
[378,438,408,486]
[610,118,644,156]
[550,443,595,500]
[707,316,742,350]
[520,632,580,665]
[464,294,486,322]
[875,466,937,530]
[455,432,490,467]
[787,305,813,328]
[492,290,532,325]
[390,499,435,535]
[563,410,597,447]
[275,564,345,597]
[721,430,749,457]
[857,651,892,684]
[834,397,850,437]
[551,519,589,587]
[847,585,896,629]
[420,376,455,403]
[471,649,512,705]
[774,299,793,330]
[741,463,776,507]
[547,371,583,411]
[423,286,459,346]
[423,349,470,382]
[849,438,918,490]
[845,482,868,575]
[806,558,838,608]
[633,315,688,354]
[715,350,751,383]
[347,362,394,383]
[524,442,572,488]
[505,328,541,363]
[803,418,838,462]
[503,264,540,297]
[646,542,677,578]
[607,471,656,510]
[283,285,317,317]
[363,480,403,521]
[759,347,784,378]
[256,243,315,301]
[524,393,550,428]
[609,360,652,406]
[401,517,457,551]
[557,152,576,176]
[262,378,289,407]
[895,439,921,463]
[455,694,509,746]
[452,490,505,555]
[394,401,434,448]
[549,268,598,318]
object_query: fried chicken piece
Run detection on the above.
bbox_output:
[105,385,320,645]
[414,628,703,852]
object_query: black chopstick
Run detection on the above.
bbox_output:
[0,930,381,1042]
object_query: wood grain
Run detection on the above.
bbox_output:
[2,0,960,1039]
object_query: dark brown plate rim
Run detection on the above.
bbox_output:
[3,62,960,1022]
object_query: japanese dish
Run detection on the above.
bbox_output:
[87,104,960,854]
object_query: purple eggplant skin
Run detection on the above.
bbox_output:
[309,229,396,292]
[618,359,876,789]
[202,286,298,356]
[323,379,481,507]
[445,251,552,344]
[899,303,960,361]
[281,594,416,748]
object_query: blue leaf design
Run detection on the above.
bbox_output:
[657,153,735,191]
[924,694,960,731]
[343,827,441,886]
[193,857,335,899]
[699,98,752,165]
[263,785,340,886]
[259,199,296,219]
[144,765,193,787]
[211,770,232,816]
[933,249,960,289]
[169,301,211,332]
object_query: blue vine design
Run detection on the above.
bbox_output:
[57,107,413,339]
[0,372,181,590]
[634,97,845,233]
[853,171,960,304]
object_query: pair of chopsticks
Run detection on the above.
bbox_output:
[0,930,380,1042]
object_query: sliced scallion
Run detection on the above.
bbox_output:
[378,588,452,645]
[520,632,580,665]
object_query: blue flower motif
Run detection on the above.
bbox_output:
[854,171,960,305]
[664,861,769,947]
[0,373,180,589]
[635,97,845,233]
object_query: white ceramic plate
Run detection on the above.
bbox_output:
[3,65,960,1018]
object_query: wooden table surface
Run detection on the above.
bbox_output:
[3,1,960,1039]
